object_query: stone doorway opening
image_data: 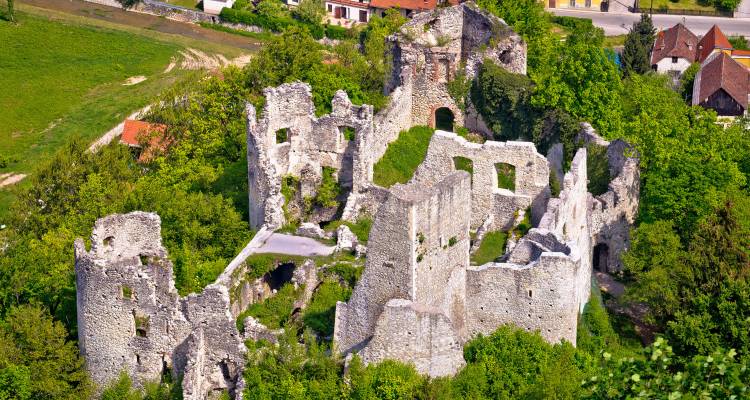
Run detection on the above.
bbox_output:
[435,107,455,131]
[266,262,296,291]
[593,243,609,272]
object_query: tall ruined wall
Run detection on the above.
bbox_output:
[246,83,375,229]
[334,172,471,355]
[413,131,549,230]
[538,149,592,313]
[589,140,640,273]
[75,212,246,399]
[386,3,526,132]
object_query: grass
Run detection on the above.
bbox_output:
[0,6,254,217]
[647,0,717,11]
[164,0,199,9]
[453,156,474,175]
[496,163,515,191]
[471,230,508,265]
[239,283,300,330]
[603,35,627,47]
[322,216,373,243]
[372,126,434,187]
[198,22,274,42]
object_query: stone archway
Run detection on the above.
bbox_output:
[434,107,455,131]
[593,243,609,272]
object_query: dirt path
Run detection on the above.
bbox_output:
[0,173,27,188]
[18,0,262,51]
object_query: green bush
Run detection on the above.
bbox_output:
[303,279,351,336]
[325,25,349,40]
[240,283,300,330]
[551,15,594,31]
[314,166,341,208]
[587,144,611,196]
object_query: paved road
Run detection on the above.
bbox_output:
[552,8,750,36]
[256,233,336,257]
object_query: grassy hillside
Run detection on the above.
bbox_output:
[0,6,254,218]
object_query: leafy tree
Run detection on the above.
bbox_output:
[678,62,700,102]
[293,0,326,25]
[0,365,31,400]
[471,62,536,141]
[585,338,750,398]
[728,35,749,50]
[255,0,290,20]
[531,25,623,138]
[116,0,141,9]
[0,305,91,399]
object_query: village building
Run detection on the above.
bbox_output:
[119,119,170,163]
[540,0,603,12]
[325,0,371,25]
[650,23,699,75]
[693,52,750,116]
[203,0,235,15]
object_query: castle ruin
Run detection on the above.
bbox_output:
[75,2,640,396]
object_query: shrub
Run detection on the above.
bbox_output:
[303,279,352,336]
[373,126,435,187]
[471,230,508,265]
[314,166,341,208]
[325,24,349,40]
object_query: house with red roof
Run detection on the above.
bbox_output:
[693,52,750,116]
[650,23,699,75]
[324,0,458,26]
[696,25,734,63]
[120,120,170,163]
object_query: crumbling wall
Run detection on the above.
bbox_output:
[75,212,246,399]
[385,3,526,132]
[246,83,375,229]
[413,131,549,230]
[334,172,472,356]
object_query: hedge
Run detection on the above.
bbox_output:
[219,7,329,39]
[550,15,594,31]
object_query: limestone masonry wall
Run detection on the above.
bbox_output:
[413,131,549,230]
[75,212,246,399]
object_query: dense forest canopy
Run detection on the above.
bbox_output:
[1,1,749,398]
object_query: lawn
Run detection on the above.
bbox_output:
[471,230,508,265]
[0,6,253,218]
[373,126,434,188]
[646,0,717,12]
[164,0,200,9]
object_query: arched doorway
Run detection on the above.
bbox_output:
[593,243,609,272]
[434,107,455,131]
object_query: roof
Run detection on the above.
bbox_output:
[732,49,750,57]
[693,52,749,109]
[120,120,170,162]
[326,0,370,8]
[697,25,734,63]
[651,23,699,65]
[369,0,458,11]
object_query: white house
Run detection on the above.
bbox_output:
[650,23,699,75]
[203,0,235,15]
[325,0,371,24]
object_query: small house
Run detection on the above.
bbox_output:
[120,120,170,163]
[692,52,749,116]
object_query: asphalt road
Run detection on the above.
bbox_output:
[552,8,750,36]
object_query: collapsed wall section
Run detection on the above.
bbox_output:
[75,212,246,399]
[413,131,549,230]
[246,83,375,229]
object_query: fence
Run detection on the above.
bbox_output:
[631,5,734,17]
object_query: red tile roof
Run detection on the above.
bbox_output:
[693,52,749,110]
[651,23,699,65]
[369,0,457,11]
[327,0,371,9]
[120,120,170,162]
[697,25,733,63]
[732,49,750,57]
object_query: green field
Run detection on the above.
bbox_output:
[647,0,717,11]
[373,126,434,188]
[0,6,252,216]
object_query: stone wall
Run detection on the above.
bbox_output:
[334,172,472,357]
[246,83,375,229]
[84,0,221,24]
[413,131,550,230]
[75,212,246,399]
[385,3,526,132]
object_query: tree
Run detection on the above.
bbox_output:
[471,62,536,141]
[116,0,141,9]
[4,0,14,22]
[0,305,91,399]
[293,0,326,25]
[585,338,750,398]
[621,14,655,76]
[678,62,700,102]
[531,25,623,138]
